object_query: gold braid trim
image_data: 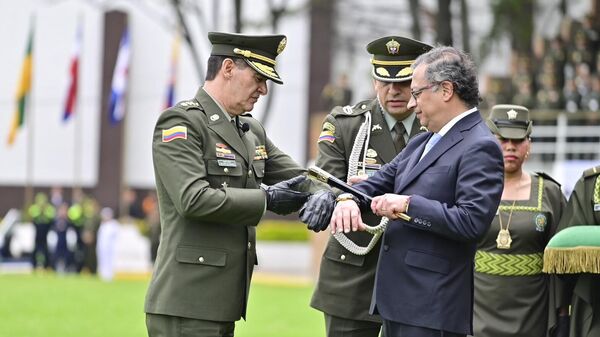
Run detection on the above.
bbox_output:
[543,246,600,274]
[499,176,544,212]
[370,58,414,66]
[233,48,276,65]
[594,175,600,204]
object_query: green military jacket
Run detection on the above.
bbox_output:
[310,99,422,322]
[556,166,600,337]
[144,88,312,322]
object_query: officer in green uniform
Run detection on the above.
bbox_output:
[309,36,432,337]
[144,32,321,337]
[28,192,56,270]
[474,104,567,337]
[554,166,600,337]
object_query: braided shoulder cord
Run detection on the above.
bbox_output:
[333,112,388,255]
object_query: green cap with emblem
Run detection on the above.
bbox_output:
[486,104,533,139]
[366,36,432,82]
[208,31,287,84]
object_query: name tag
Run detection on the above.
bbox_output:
[594,204,600,212]
[217,159,237,168]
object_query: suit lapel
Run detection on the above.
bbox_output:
[196,89,250,164]
[408,117,423,139]
[397,111,482,192]
[368,104,398,163]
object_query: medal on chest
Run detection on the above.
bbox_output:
[496,200,517,250]
[496,228,512,249]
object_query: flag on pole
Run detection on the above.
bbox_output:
[164,34,180,109]
[7,20,35,145]
[108,28,130,125]
[63,21,82,122]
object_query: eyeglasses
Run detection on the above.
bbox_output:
[410,83,438,101]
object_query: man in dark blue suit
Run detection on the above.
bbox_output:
[301,46,504,337]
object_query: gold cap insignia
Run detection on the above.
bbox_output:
[507,109,518,120]
[376,67,390,77]
[386,39,400,55]
[277,37,287,54]
[397,67,413,77]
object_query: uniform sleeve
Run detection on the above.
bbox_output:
[152,109,265,225]
[314,114,349,182]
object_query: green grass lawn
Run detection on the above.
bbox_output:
[0,273,322,337]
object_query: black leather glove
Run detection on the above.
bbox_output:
[299,190,336,232]
[263,175,311,215]
[553,315,570,337]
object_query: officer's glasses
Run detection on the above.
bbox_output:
[410,83,438,101]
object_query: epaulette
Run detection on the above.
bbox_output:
[535,172,561,187]
[176,100,201,110]
[330,99,374,117]
[583,166,600,179]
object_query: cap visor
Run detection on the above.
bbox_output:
[497,127,528,139]
[245,59,283,84]
[371,69,412,82]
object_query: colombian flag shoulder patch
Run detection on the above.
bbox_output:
[162,125,187,142]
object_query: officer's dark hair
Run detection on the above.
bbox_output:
[205,55,248,81]
[413,46,481,108]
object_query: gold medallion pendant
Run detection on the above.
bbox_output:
[496,228,512,249]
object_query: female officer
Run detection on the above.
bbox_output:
[473,104,566,337]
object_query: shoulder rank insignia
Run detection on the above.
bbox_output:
[323,122,335,132]
[179,100,200,108]
[162,126,187,142]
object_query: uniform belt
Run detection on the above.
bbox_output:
[475,250,544,276]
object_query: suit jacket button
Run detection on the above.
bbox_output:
[340,254,346,260]
[224,168,229,174]
[247,242,252,249]
[198,256,205,263]
[248,170,252,177]
[383,245,389,251]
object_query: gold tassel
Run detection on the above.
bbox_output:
[543,246,600,274]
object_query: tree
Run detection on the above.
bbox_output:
[437,0,453,45]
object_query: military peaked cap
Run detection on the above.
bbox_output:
[366,36,432,82]
[208,31,287,84]
[486,104,533,139]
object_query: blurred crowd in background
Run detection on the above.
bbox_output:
[484,15,599,113]
[0,187,160,280]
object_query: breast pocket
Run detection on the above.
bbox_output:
[425,165,450,175]
[324,245,365,267]
[252,160,265,185]
[176,245,228,267]
[205,159,243,188]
